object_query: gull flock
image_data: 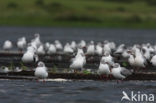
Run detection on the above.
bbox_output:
[1,33,156,81]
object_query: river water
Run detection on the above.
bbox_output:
[0,80,155,103]
[0,27,156,46]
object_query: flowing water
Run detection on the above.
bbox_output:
[0,80,156,103]
[0,27,156,103]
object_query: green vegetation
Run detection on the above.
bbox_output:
[1,0,156,28]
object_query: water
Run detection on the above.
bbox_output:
[0,27,156,46]
[0,80,155,103]
[0,27,156,103]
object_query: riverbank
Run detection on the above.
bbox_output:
[1,0,156,28]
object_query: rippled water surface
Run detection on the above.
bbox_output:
[0,27,156,103]
[0,80,156,103]
[0,27,156,45]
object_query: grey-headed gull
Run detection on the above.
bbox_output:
[97,60,111,77]
[37,45,45,55]
[151,55,156,66]
[54,40,63,51]
[70,41,77,51]
[101,52,114,66]
[115,44,125,54]
[63,43,74,54]
[111,63,133,79]
[35,61,48,80]
[22,49,38,63]
[32,33,41,47]
[95,42,103,56]
[0,66,10,73]
[78,40,86,48]
[14,67,22,72]
[3,40,13,51]
[47,44,56,54]
[103,43,111,54]
[86,41,95,55]
[17,37,27,51]
[70,53,86,71]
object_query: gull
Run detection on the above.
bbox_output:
[35,61,48,81]
[37,45,45,55]
[111,63,133,79]
[150,55,156,66]
[0,66,10,73]
[76,48,84,56]
[22,50,38,63]
[78,40,86,48]
[103,43,111,54]
[101,52,114,66]
[134,48,146,68]
[14,67,22,72]
[95,42,103,56]
[115,44,125,54]
[47,44,56,54]
[97,60,111,78]
[54,40,63,51]
[108,42,116,51]
[44,42,50,51]
[122,49,130,59]
[128,54,135,67]
[26,45,37,53]
[3,40,13,51]
[32,33,41,47]
[17,37,27,52]
[86,41,95,55]
[142,46,151,61]
[70,53,86,72]
[70,41,77,51]
[63,43,74,54]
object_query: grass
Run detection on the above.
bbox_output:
[1,0,156,28]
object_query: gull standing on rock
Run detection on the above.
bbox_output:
[134,48,146,68]
[0,66,10,73]
[70,52,86,72]
[111,63,133,80]
[35,61,48,81]
[97,60,111,79]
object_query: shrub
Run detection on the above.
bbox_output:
[126,15,144,23]
[44,2,65,12]
[146,0,156,6]
[35,0,44,6]
[116,6,126,12]
[55,13,101,22]
[7,2,18,8]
